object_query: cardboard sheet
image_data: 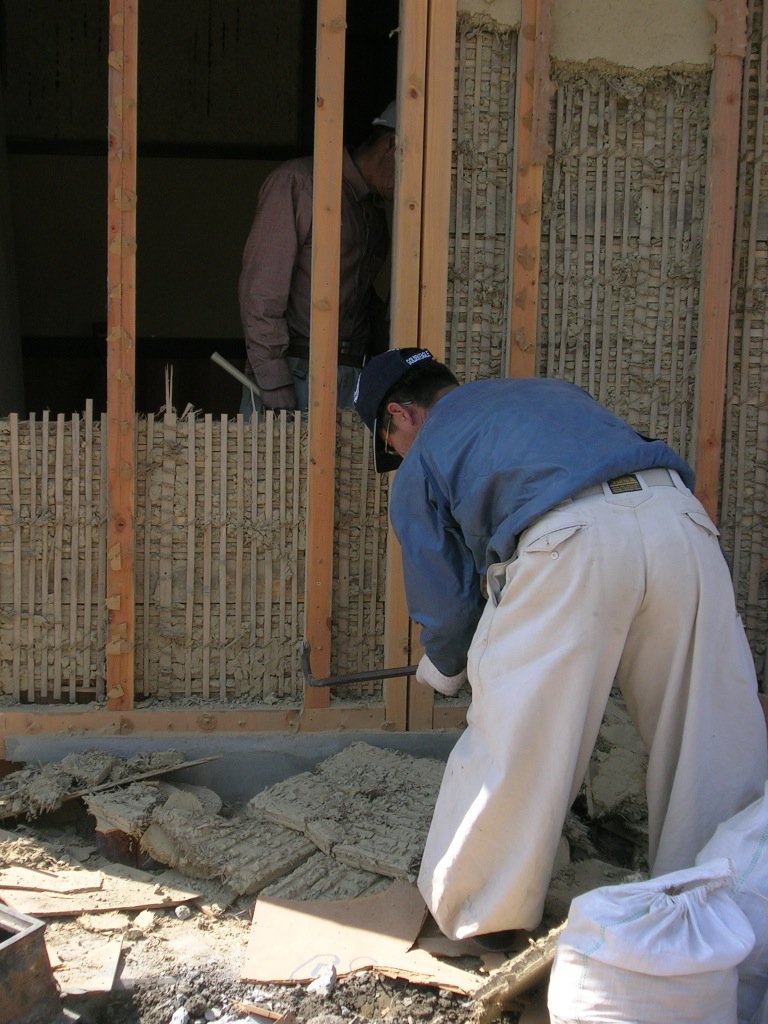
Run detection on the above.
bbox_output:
[242,880,483,995]
[0,865,198,917]
[51,936,123,994]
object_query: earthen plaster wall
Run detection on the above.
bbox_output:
[458,0,713,68]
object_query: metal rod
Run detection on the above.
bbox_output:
[210,351,261,399]
[301,640,417,687]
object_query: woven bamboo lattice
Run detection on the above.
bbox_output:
[446,14,517,382]
[2,15,768,703]
[0,404,107,703]
[539,65,710,465]
[721,0,768,683]
[0,407,388,703]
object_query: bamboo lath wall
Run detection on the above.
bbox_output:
[721,0,768,682]
[3,12,768,708]
[0,407,388,703]
[539,66,710,465]
[0,406,107,702]
[446,14,517,382]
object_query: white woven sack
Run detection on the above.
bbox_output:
[548,859,755,1024]
[696,781,768,1024]
[752,989,768,1024]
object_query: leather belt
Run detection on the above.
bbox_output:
[285,335,366,369]
[577,467,676,499]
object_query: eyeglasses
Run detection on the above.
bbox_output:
[382,400,413,455]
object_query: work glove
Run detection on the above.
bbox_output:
[416,654,467,696]
[260,382,297,411]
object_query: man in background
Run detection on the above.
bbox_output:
[238,102,396,413]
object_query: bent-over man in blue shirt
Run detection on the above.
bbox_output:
[353,347,768,945]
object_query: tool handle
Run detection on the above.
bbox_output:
[211,351,262,399]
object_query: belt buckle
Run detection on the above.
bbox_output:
[606,473,642,494]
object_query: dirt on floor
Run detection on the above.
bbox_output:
[0,700,648,1024]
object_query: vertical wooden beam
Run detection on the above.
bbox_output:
[507,0,553,378]
[390,0,428,339]
[407,0,458,731]
[694,0,747,520]
[105,0,138,709]
[418,0,457,362]
[383,0,429,731]
[303,0,346,709]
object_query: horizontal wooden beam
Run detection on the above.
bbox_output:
[0,705,403,757]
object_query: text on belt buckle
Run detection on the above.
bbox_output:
[607,473,642,494]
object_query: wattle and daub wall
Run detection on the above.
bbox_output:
[1,7,766,704]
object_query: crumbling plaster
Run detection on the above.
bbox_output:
[458,0,713,69]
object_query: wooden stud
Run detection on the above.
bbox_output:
[403,0,457,731]
[53,414,64,701]
[507,0,553,378]
[106,0,138,709]
[694,0,748,520]
[26,414,37,702]
[10,415,21,701]
[381,0,429,731]
[417,0,457,361]
[303,0,346,710]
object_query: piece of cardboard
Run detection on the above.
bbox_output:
[51,936,123,994]
[242,880,483,995]
[0,865,198,917]
[0,866,103,894]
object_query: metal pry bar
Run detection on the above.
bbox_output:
[300,640,417,687]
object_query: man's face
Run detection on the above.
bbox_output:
[379,400,425,458]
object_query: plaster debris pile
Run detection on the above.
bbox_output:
[138,742,447,902]
[0,699,652,912]
[0,749,190,820]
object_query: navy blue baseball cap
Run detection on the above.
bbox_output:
[353,347,435,472]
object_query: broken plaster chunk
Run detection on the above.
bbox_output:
[307,964,337,998]
[259,850,389,902]
[132,909,158,932]
[147,806,316,896]
[245,772,343,831]
[60,750,119,787]
[156,781,223,816]
[83,782,168,837]
[78,911,131,932]
[0,763,75,819]
[109,749,186,781]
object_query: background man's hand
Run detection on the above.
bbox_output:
[260,383,298,411]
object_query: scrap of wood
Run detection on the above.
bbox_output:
[232,1004,298,1024]
[469,923,565,1024]
[65,754,222,799]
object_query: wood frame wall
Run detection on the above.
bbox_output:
[0,0,752,752]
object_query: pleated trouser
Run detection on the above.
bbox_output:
[417,472,768,939]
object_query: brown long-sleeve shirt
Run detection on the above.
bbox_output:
[238,149,389,393]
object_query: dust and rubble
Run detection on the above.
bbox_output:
[0,696,650,1023]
